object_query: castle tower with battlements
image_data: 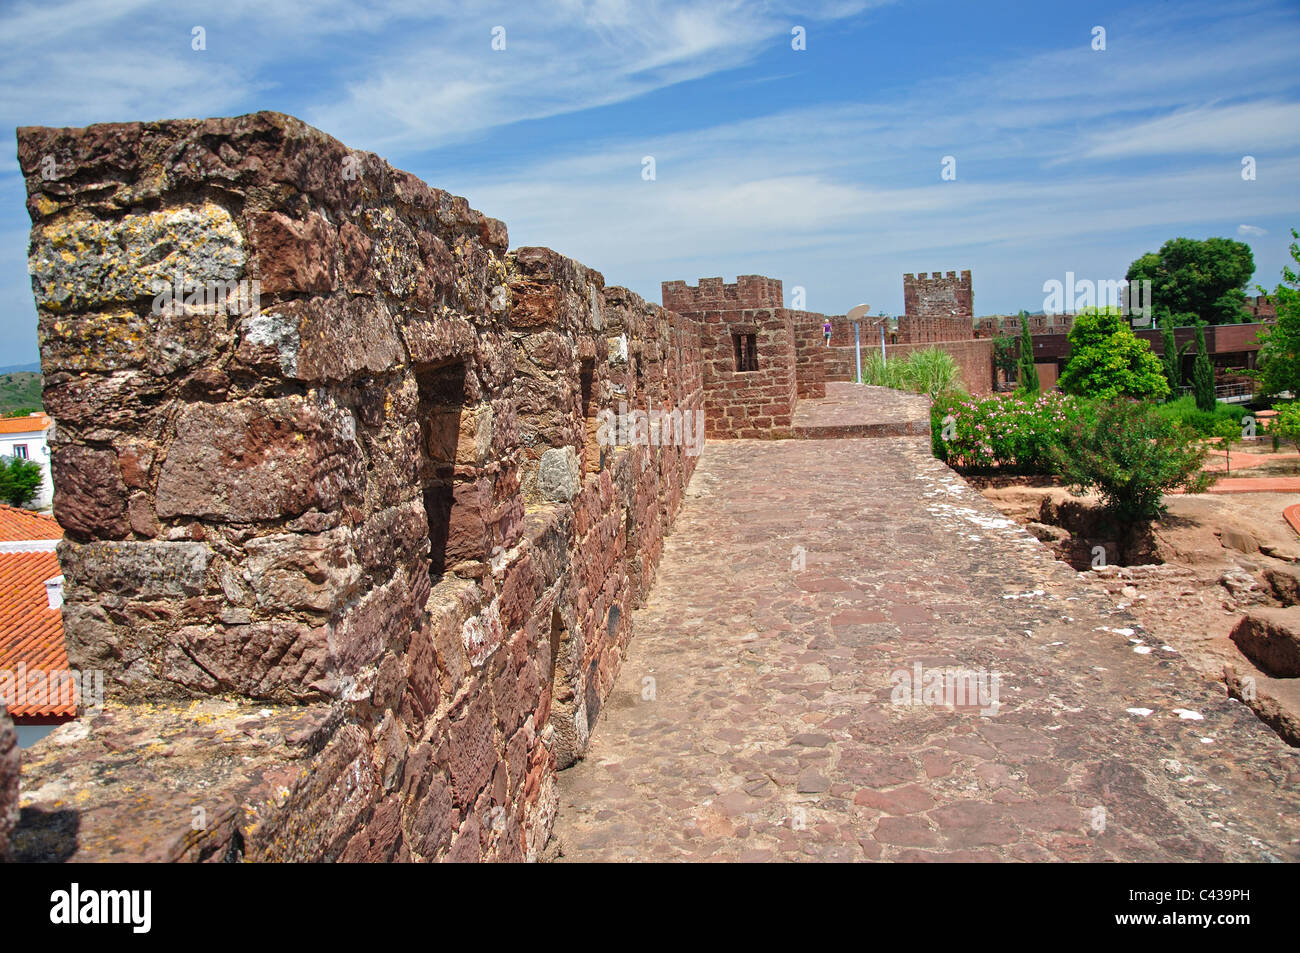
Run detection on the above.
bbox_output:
[899,270,973,343]
[662,275,825,438]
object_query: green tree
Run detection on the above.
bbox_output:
[1126,237,1255,325]
[992,333,1018,384]
[1053,400,1212,523]
[0,456,43,507]
[1191,320,1216,412]
[1212,417,1242,474]
[1057,307,1169,400]
[1016,311,1039,393]
[1275,402,1300,456]
[1255,227,1300,399]
[1157,312,1190,398]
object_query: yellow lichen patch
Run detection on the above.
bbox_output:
[29,200,247,312]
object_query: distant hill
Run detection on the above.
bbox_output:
[0,372,43,415]
[0,362,40,375]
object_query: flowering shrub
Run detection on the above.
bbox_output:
[1053,400,1212,522]
[931,391,1088,474]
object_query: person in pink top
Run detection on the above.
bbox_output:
[822,318,832,346]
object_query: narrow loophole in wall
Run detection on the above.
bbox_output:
[607,604,621,640]
[548,607,564,705]
[579,357,602,471]
[417,360,468,579]
[585,658,601,732]
[579,358,596,418]
[734,333,758,372]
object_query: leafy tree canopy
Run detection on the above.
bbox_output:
[1256,227,1300,398]
[1125,237,1255,325]
[0,456,43,507]
[1058,307,1170,401]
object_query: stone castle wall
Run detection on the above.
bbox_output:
[10,110,993,861]
[789,310,829,401]
[974,313,1074,337]
[662,276,811,438]
[899,270,973,343]
[14,112,702,861]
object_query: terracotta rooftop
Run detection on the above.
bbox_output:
[0,412,51,435]
[0,502,71,720]
[0,504,61,543]
[0,549,74,720]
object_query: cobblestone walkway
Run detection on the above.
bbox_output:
[553,437,1300,861]
[792,382,930,438]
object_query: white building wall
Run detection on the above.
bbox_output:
[0,425,53,509]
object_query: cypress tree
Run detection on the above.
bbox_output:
[1158,313,1186,399]
[1017,311,1039,393]
[1192,320,1215,412]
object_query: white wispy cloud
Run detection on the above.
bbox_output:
[0,0,1296,350]
[1078,102,1300,160]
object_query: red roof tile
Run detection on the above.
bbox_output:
[0,413,51,435]
[0,504,61,543]
[0,550,75,719]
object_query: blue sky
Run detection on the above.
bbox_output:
[1,0,1298,363]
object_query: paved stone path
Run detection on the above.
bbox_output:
[792,382,930,439]
[553,436,1300,861]
[1202,451,1300,471]
[1201,477,1300,494]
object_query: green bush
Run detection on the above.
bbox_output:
[1153,395,1246,435]
[932,391,1089,474]
[1058,307,1169,401]
[1254,227,1300,399]
[860,351,903,389]
[1052,400,1212,523]
[1274,402,1300,452]
[861,348,963,401]
[0,455,43,507]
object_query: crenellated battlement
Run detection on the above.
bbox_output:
[662,274,784,313]
[899,268,974,343]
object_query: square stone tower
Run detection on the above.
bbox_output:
[899,270,973,343]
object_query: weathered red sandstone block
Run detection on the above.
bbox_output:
[277,296,402,382]
[509,247,605,331]
[251,211,336,292]
[331,568,427,684]
[339,793,405,862]
[163,621,334,701]
[42,370,162,433]
[242,528,361,614]
[59,538,211,601]
[448,690,496,808]
[401,311,476,366]
[156,396,363,521]
[337,221,374,291]
[353,500,427,572]
[51,444,130,539]
[403,747,456,859]
[245,722,380,861]
[497,552,537,631]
